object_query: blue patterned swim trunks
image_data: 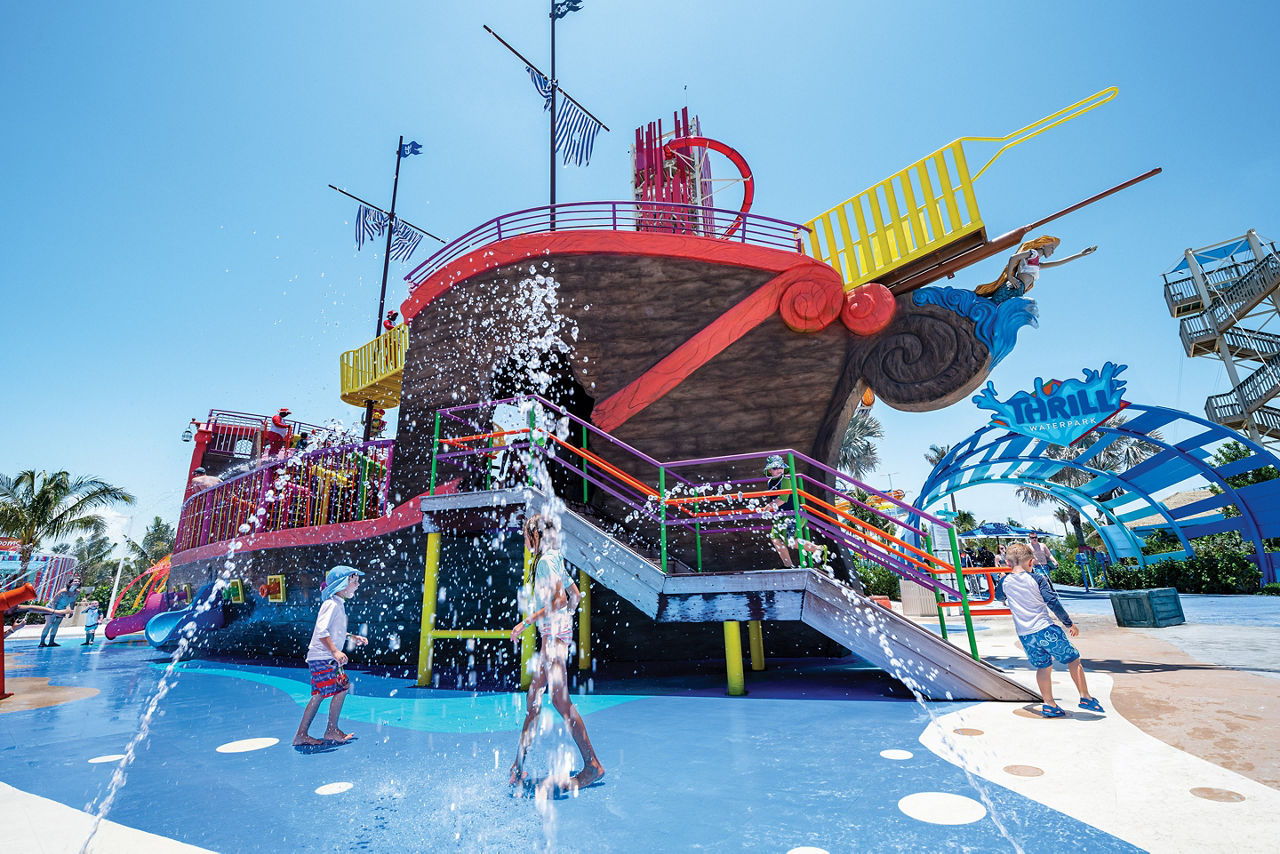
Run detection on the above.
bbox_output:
[1017,625,1080,669]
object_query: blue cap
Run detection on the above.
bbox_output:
[322,565,364,600]
[764,455,785,473]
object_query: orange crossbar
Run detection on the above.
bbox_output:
[662,488,789,507]
[802,491,952,573]
[441,428,529,448]
[805,504,940,577]
[546,435,659,498]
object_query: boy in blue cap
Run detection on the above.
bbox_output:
[293,565,368,746]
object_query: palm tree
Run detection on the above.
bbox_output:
[51,531,116,592]
[954,509,977,532]
[1015,414,1162,549]
[0,470,134,588]
[1052,505,1072,537]
[125,516,175,575]
[839,412,884,481]
[923,443,959,514]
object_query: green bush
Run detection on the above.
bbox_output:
[1258,583,1280,597]
[850,559,901,598]
[1050,564,1084,586]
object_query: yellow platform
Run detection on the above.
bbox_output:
[340,324,409,408]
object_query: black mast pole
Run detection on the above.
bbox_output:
[364,135,404,442]
[549,0,556,231]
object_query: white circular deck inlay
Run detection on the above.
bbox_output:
[315,782,354,796]
[879,749,913,761]
[88,754,126,764]
[897,792,987,825]
[216,737,279,754]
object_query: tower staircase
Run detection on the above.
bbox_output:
[1164,231,1280,447]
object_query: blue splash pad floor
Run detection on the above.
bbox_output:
[1,639,1142,852]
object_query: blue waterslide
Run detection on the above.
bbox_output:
[145,583,225,648]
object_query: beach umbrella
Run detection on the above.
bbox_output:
[958,522,1020,539]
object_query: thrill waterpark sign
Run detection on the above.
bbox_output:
[973,362,1129,446]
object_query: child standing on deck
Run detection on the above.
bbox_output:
[293,565,368,746]
[998,542,1105,718]
[82,601,100,645]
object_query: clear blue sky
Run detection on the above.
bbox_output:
[3,1,1278,546]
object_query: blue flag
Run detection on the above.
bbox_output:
[399,141,422,157]
[553,0,583,19]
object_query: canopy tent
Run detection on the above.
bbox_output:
[1167,236,1255,273]
[956,524,1056,540]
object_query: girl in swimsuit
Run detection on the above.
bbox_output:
[509,513,605,791]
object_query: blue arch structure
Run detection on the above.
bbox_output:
[910,403,1280,584]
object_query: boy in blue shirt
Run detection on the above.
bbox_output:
[998,543,1105,718]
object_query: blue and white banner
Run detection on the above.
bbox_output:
[355,205,424,263]
[526,66,601,167]
[389,221,423,262]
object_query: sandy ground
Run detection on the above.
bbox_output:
[1073,614,1280,789]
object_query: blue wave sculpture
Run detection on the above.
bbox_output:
[911,287,1039,369]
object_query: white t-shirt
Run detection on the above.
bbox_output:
[1015,249,1043,284]
[306,597,349,662]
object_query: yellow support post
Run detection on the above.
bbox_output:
[416,532,441,687]
[748,620,765,671]
[724,621,746,696]
[519,545,536,690]
[577,570,592,671]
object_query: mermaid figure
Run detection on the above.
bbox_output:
[975,235,1096,304]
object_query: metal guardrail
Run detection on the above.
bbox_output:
[203,410,327,459]
[176,440,394,553]
[405,200,809,291]
[428,394,981,656]
[339,324,410,407]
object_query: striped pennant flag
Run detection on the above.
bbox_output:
[355,205,387,250]
[526,66,601,167]
[356,204,423,263]
[389,221,424,262]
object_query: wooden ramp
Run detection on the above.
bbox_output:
[421,489,1037,702]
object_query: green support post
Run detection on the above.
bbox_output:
[694,508,703,572]
[658,467,668,573]
[428,412,442,495]
[925,532,948,640]
[786,453,808,568]
[581,429,589,504]
[527,407,538,489]
[948,523,980,660]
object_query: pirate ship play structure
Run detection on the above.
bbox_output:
[162,87,1156,701]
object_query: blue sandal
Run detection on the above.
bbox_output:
[1079,697,1105,713]
[1040,704,1066,718]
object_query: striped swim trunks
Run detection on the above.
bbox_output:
[308,659,350,698]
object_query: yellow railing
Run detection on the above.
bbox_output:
[805,140,983,290]
[804,87,1117,290]
[339,324,410,407]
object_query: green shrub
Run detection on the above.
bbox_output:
[1258,583,1280,596]
[850,559,901,598]
[1050,564,1083,586]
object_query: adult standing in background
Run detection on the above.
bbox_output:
[38,579,80,647]
[1029,533,1059,590]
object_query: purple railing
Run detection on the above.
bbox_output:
[202,409,330,460]
[405,200,810,291]
[175,440,394,553]
[428,396,959,598]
